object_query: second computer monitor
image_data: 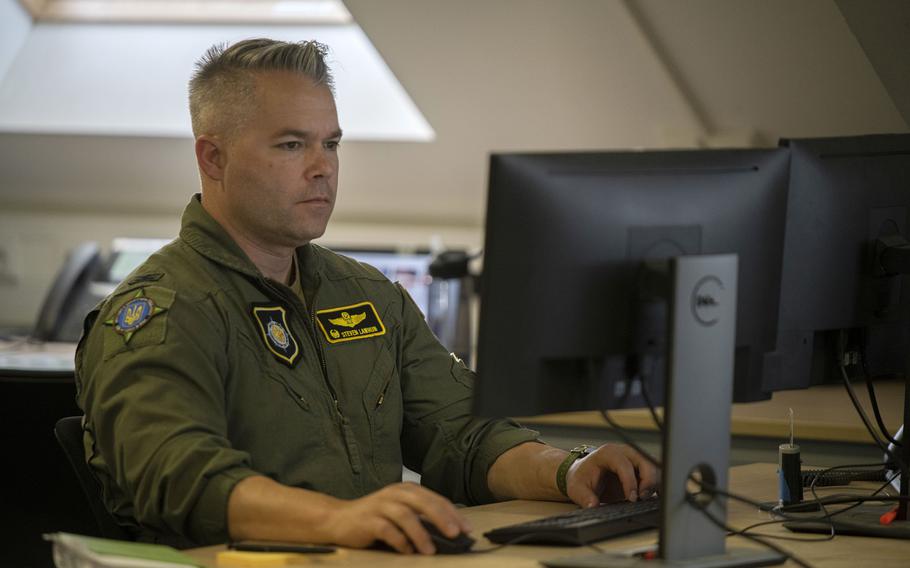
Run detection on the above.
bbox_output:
[474,148,790,417]
[764,133,910,390]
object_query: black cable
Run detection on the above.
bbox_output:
[735,519,833,543]
[686,492,815,568]
[767,463,870,541]
[806,464,899,532]
[738,471,899,546]
[600,367,904,565]
[602,406,891,526]
[863,373,901,448]
[638,377,663,430]
[702,476,907,519]
[858,329,901,447]
[468,532,605,555]
[839,364,909,477]
[602,408,824,565]
[786,494,909,507]
[599,409,662,469]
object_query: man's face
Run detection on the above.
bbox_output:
[216,71,341,250]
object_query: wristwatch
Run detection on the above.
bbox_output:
[556,445,594,496]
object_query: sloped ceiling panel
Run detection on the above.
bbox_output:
[836,0,910,128]
[629,0,907,139]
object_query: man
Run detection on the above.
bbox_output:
[76,38,658,555]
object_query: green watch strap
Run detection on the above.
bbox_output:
[556,445,592,497]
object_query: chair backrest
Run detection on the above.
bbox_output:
[54,416,132,541]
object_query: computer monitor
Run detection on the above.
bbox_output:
[473,148,792,565]
[336,247,474,362]
[474,149,790,418]
[766,134,910,533]
[332,248,434,317]
[104,238,174,284]
[765,134,910,390]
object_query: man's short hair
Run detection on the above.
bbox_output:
[188,38,334,138]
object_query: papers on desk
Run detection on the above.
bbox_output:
[0,351,75,372]
[0,340,76,373]
[44,533,201,568]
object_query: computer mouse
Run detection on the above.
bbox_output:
[420,518,475,554]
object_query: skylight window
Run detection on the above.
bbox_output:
[3,0,434,141]
[24,0,352,24]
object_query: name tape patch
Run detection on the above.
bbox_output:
[251,304,301,367]
[315,301,386,344]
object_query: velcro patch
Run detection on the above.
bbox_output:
[315,301,386,344]
[104,288,167,344]
[251,304,301,367]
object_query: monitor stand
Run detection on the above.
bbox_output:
[545,255,785,568]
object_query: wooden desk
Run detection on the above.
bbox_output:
[0,340,84,568]
[0,339,76,381]
[184,463,909,567]
[522,379,905,444]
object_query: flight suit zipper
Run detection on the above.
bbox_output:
[262,274,363,479]
[263,279,341,414]
[375,376,393,409]
[309,302,341,415]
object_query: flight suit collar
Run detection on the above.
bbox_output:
[179,194,323,285]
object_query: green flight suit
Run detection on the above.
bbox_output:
[75,195,539,546]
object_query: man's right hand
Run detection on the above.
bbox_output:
[227,476,470,555]
[323,482,472,554]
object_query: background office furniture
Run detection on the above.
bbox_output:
[54,416,131,541]
[31,241,104,343]
[0,351,89,568]
[522,379,905,469]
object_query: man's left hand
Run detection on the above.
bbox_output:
[564,444,660,508]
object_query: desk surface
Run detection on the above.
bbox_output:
[185,463,909,567]
[522,380,906,444]
[0,339,76,378]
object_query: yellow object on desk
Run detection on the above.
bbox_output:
[216,549,347,567]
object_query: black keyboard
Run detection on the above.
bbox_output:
[800,468,888,488]
[484,499,660,546]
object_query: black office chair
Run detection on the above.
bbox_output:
[54,416,132,541]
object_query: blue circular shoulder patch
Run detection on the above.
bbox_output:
[115,297,155,334]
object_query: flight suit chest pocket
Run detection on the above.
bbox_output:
[230,332,328,464]
[362,345,403,464]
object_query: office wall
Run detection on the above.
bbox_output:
[1,0,908,329]
[0,205,480,328]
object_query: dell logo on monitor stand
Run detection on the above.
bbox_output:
[691,275,724,326]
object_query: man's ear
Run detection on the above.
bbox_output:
[195,136,226,181]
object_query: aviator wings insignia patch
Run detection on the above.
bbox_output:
[316,301,385,344]
[251,304,301,367]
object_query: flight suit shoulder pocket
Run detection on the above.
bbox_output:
[101,286,176,361]
[450,354,475,389]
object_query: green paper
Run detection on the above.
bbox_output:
[55,533,202,567]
